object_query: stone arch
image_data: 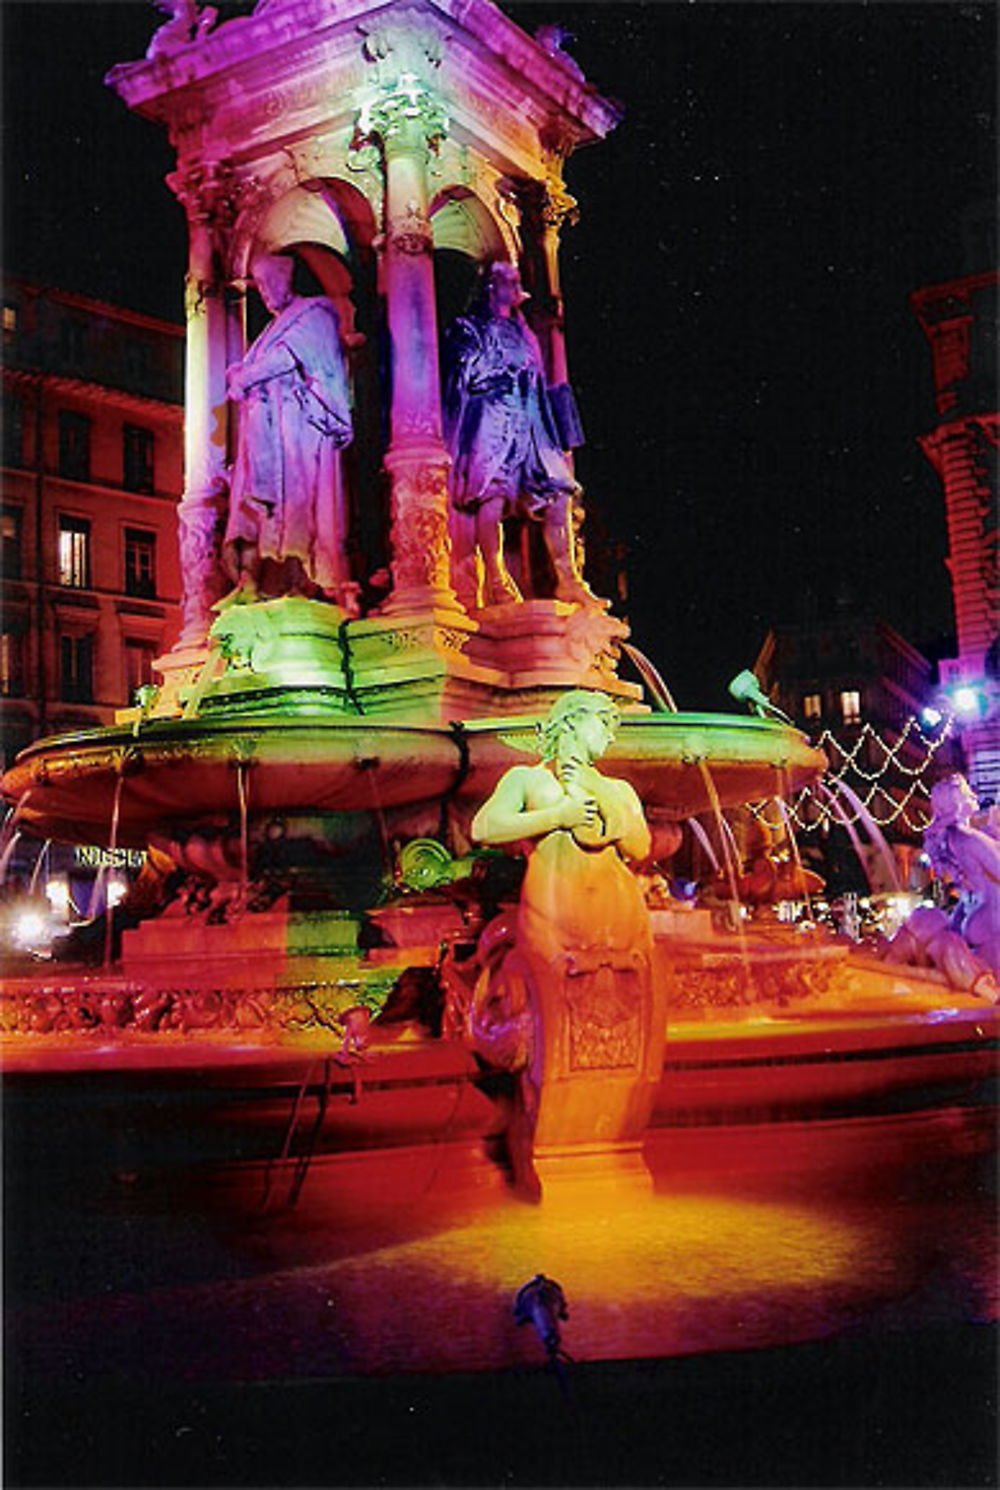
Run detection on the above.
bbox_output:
[430,186,512,343]
[429,186,509,263]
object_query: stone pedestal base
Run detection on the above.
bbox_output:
[533,1142,654,1202]
[465,599,642,701]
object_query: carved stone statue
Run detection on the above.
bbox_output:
[468,690,662,1192]
[443,262,599,611]
[146,0,217,59]
[884,774,1000,996]
[222,251,353,603]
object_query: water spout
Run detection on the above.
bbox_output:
[621,643,678,713]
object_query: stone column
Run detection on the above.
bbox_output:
[355,81,461,617]
[167,162,233,645]
[514,147,583,449]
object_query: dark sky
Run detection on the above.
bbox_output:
[3,1,996,708]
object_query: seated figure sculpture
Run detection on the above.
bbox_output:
[885,773,1000,996]
[468,690,657,1192]
[443,261,599,611]
[222,251,353,604]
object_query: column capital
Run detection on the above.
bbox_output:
[353,75,448,161]
[167,159,239,226]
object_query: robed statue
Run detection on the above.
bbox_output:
[443,261,598,611]
[223,251,353,603]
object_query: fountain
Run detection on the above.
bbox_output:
[3,0,996,1385]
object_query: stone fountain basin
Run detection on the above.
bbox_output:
[2,711,824,849]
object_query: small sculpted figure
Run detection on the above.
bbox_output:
[223,252,353,603]
[146,0,217,58]
[923,774,1000,974]
[443,262,599,610]
[469,691,655,1189]
[885,774,1000,995]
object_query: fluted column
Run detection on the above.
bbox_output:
[354,81,461,616]
[513,150,584,451]
[168,162,233,644]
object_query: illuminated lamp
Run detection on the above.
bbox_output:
[951,685,984,718]
[921,706,943,728]
[12,910,48,947]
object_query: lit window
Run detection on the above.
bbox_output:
[803,693,822,720]
[125,639,156,701]
[124,528,156,598]
[57,410,91,482]
[60,633,94,703]
[840,689,861,726]
[0,631,24,696]
[2,303,18,335]
[123,425,155,494]
[2,505,23,579]
[59,515,90,588]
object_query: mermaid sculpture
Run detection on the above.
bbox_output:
[467,691,663,1193]
[884,774,1000,997]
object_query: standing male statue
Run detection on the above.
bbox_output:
[443,261,599,611]
[222,251,354,603]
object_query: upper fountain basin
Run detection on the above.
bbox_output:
[2,711,824,849]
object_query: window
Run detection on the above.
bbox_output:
[58,410,91,482]
[2,505,23,579]
[803,693,822,721]
[123,425,154,494]
[125,639,156,701]
[0,631,24,696]
[2,303,18,336]
[124,528,156,597]
[59,318,88,369]
[60,633,94,703]
[3,392,24,468]
[124,339,151,387]
[840,689,862,726]
[59,515,90,588]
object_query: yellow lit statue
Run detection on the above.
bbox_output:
[469,691,663,1193]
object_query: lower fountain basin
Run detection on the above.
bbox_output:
[2,710,824,848]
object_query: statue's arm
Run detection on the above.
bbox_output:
[471,767,585,846]
[229,339,299,395]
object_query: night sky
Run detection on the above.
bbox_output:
[4,1,996,708]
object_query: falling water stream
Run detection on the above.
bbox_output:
[103,764,127,968]
[27,840,51,898]
[827,777,903,893]
[696,758,754,988]
[236,758,250,911]
[776,767,818,925]
[817,780,903,895]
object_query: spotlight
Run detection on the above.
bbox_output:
[12,910,49,948]
[514,1274,569,1360]
[951,685,984,719]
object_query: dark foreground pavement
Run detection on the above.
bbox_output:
[6,1324,997,1488]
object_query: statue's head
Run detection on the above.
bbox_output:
[541,690,619,763]
[469,260,528,319]
[250,250,295,314]
[929,773,979,826]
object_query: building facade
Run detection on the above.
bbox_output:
[1,279,184,771]
[909,268,999,803]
